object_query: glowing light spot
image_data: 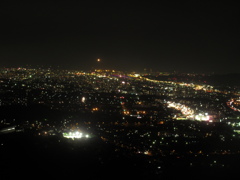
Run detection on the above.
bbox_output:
[82,97,86,103]
[63,131,90,139]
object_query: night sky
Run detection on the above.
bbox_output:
[0,1,239,73]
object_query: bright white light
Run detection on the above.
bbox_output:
[195,114,210,121]
[82,97,86,103]
[63,131,89,139]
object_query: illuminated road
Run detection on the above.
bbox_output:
[227,100,240,112]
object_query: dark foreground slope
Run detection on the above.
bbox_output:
[0,133,239,180]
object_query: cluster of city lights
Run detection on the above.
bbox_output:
[194,113,210,121]
[62,131,90,139]
[167,101,195,118]
[166,101,212,122]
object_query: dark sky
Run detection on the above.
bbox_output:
[0,1,239,73]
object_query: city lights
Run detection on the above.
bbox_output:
[1,1,239,178]
[63,131,90,139]
[195,113,210,121]
[1,67,240,178]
